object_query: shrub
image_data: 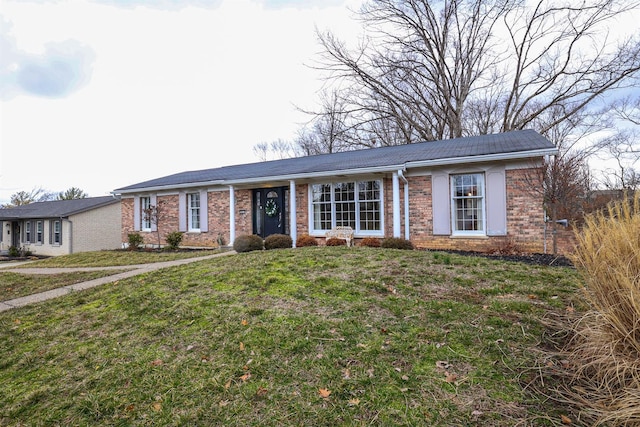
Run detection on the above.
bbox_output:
[296,234,318,247]
[381,237,414,250]
[264,234,293,250]
[8,245,20,257]
[360,237,381,248]
[559,193,640,425]
[233,234,264,253]
[326,237,347,246]
[486,237,522,255]
[165,231,183,250]
[127,233,144,250]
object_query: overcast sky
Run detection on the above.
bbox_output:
[0,0,365,204]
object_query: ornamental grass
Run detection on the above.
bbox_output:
[561,192,640,425]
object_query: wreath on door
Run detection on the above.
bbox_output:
[265,199,279,217]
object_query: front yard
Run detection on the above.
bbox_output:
[0,247,582,426]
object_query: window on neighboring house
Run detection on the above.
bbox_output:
[451,173,485,234]
[310,180,383,234]
[141,196,152,231]
[188,192,200,231]
[36,221,43,243]
[51,220,61,245]
[25,221,31,243]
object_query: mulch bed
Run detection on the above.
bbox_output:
[440,250,574,267]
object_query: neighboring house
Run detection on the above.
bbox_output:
[0,196,122,256]
[112,129,559,253]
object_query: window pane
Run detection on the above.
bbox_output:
[358,181,381,231]
[335,182,355,228]
[452,174,484,232]
[141,197,151,230]
[312,184,332,230]
[188,193,200,230]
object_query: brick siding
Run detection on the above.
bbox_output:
[121,166,559,253]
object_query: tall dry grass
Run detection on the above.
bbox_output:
[562,192,640,425]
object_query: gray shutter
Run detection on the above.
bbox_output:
[432,173,451,235]
[178,192,187,232]
[133,196,141,231]
[150,194,158,232]
[200,190,208,232]
[486,168,507,236]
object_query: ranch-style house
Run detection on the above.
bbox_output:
[0,196,122,256]
[112,129,559,253]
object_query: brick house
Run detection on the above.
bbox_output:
[0,196,122,256]
[112,130,558,253]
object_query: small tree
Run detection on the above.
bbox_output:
[143,200,167,249]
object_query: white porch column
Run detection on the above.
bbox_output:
[229,185,236,245]
[392,172,401,237]
[289,180,297,247]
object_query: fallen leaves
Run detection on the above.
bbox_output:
[435,360,464,385]
[318,388,331,398]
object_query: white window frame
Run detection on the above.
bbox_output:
[36,220,43,244]
[141,196,152,231]
[309,179,383,236]
[52,220,61,245]
[25,221,31,243]
[187,192,201,232]
[450,173,486,236]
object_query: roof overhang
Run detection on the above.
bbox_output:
[112,147,558,195]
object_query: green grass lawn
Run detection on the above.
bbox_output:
[0,270,132,300]
[12,248,223,267]
[0,247,582,426]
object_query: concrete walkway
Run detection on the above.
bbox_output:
[0,251,236,312]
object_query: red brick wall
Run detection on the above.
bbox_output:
[121,167,557,253]
[295,183,309,236]
[405,168,551,253]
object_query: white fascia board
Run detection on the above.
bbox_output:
[403,148,558,169]
[112,180,225,196]
[112,148,557,193]
[223,165,401,186]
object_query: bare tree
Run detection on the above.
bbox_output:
[253,139,297,161]
[2,187,55,207]
[311,0,640,149]
[593,96,640,190]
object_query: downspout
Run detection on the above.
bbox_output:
[392,172,401,237]
[65,218,73,254]
[398,167,410,241]
[229,185,236,245]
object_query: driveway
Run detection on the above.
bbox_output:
[0,251,235,312]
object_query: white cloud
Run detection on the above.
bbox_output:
[0,0,364,203]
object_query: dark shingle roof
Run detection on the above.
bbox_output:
[0,196,119,220]
[114,129,556,193]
